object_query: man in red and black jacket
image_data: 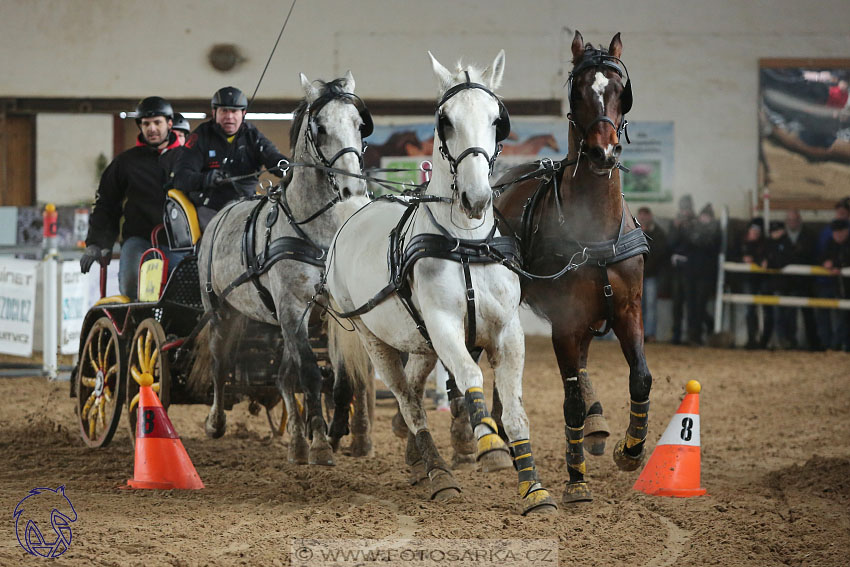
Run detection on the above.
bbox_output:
[174,86,288,229]
[80,96,184,300]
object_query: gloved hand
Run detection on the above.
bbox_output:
[203,169,228,190]
[80,245,112,274]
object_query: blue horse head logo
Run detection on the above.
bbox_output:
[13,486,77,558]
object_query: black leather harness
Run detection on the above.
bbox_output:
[507,159,649,335]
[205,189,328,319]
[334,196,522,350]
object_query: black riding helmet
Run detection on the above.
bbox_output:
[135,96,174,125]
[172,112,191,133]
[211,86,248,110]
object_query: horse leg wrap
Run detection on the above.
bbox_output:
[464,388,512,471]
[563,424,593,504]
[613,398,649,471]
[579,368,610,456]
[511,439,557,515]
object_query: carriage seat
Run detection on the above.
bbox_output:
[164,189,201,252]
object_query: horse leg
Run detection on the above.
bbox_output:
[433,335,513,475]
[328,364,353,453]
[279,370,309,465]
[402,353,438,486]
[204,313,236,439]
[447,359,477,469]
[293,333,335,466]
[349,367,374,457]
[611,307,652,471]
[578,341,610,456]
[552,326,593,504]
[358,323,459,501]
[488,317,557,515]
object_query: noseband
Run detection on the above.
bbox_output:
[566,48,633,161]
[435,72,511,192]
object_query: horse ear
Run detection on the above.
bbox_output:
[483,49,506,91]
[429,51,453,91]
[340,70,356,93]
[300,73,320,102]
[571,30,585,64]
[609,33,623,59]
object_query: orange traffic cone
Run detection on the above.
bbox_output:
[125,372,204,490]
[633,380,705,497]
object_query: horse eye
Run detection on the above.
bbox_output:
[439,114,452,129]
[317,125,327,136]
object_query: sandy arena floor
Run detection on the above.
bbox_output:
[1,338,848,566]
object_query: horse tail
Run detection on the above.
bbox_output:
[186,322,213,396]
[327,302,371,392]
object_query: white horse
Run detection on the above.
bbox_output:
[327,52,557,514]
[198,72,370,466]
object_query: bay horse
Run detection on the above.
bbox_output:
[493,31,651,504]
[198,72,372,466]
[326,51,557,514]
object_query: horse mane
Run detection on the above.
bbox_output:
[289,77,351,149]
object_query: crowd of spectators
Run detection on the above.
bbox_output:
[637,196,850,352]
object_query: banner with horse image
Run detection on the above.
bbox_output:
[366,119,673,201]
[759,61,850,206]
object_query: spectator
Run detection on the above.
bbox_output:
[738,217,766,349]
[668,194,697,345]
[637,206,668,342]
[175,86,289,230]
[684,203,721,345]
[817,197,850,253]
[80,96,183,300]
[172,113,191,146]
[782,209,821,350]
[761,221,794,348]
[817,218,850,351]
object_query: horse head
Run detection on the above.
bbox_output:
[293,71,370,200]
[568,31,632,175]
[429,50,508,220]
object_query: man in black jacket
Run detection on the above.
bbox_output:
[80,96,183,300]
[175,86,288,229]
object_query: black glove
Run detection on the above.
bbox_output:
[80,245,112,274]
[203,169,228,190]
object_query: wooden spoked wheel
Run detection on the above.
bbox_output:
[126,318,170,442]
[76,317,125,448]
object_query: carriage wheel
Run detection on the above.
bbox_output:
[76,317,125,448]
[126,318,171,443]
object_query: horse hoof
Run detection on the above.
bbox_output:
[562,482,593,504]
[584,413,610,456]
[613,438,645,471]
[478,448,513,473]
[204,415,226,439]
[408,460,428,485]
[584,433,607,456]
[288,437,309,465]
[429,468,461,501]
[451,452,477,470]
[351,435,373,458]
[391,411,409,439]
[309,442,336,466]
[522,489,558,515]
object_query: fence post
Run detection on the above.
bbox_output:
[42,203,59,380]
[713,205,728,335]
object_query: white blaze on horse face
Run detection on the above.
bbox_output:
[592,71,609,112]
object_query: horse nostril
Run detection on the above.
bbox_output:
[613,144,623,158]
[342,187,352,199]
[461,192,472,211]
[589,147,605,163]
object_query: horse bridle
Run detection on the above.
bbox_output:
[435,72,511,191]
[304,91,374,194]
[566,48,633,156]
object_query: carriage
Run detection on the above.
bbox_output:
[68,216,328,449]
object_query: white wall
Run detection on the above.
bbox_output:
[36,114,113,206]
[3,0,849,216]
